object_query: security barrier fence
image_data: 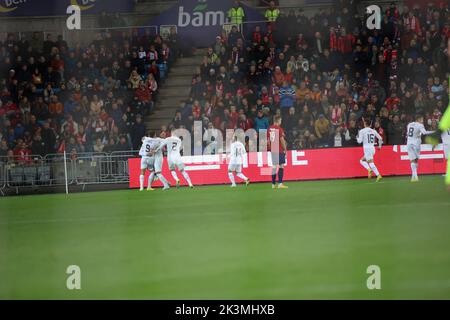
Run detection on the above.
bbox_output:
[0,151,139,195]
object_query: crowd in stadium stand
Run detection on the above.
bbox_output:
[172,0,449,151]
[0,26,180,161]
[1,1,449,162]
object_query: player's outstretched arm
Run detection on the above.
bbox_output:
[241,142,247,156]
[356,133,362,144]
[439,103,450,131]
[155,140,168,153]
[428,104,450,148]
[375,131,383,148]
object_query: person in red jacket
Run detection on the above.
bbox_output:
[252,25,263,44]
[385,92,400,111]
[136,81,152,103]
[337,28,355,54]
[2,99,19,118]
[13,141,32,164]
[404,11,421,34]
[238,113,253,131]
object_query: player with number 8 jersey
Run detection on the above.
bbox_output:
[406,115,435,182]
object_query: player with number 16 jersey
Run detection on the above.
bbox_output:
[357,118,383,182]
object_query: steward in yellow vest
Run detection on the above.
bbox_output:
[265,1,280,22]
[228,2,245,25]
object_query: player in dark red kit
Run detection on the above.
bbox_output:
[268,116,288,189]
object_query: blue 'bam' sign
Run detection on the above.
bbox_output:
[149,0,263,47]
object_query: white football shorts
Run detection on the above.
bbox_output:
[228,162,242,173]
[168,155,185,171]
[407,144,421,161]
[363,146,375,161]
[140,156,155,170]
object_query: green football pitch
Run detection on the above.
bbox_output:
[1,175,449,299]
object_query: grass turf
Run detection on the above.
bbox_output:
[0,175,449,299]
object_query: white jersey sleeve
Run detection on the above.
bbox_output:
[152,138,164,157]
[442,129,450,144]
[356,130,363,144]
[374,129,383,147]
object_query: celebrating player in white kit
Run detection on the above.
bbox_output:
[228,135,250,188]
[139,134,170,191]
[139,136,156,191]
[156,131,194,188]
[357,117,383,182]
[406,115,435,182]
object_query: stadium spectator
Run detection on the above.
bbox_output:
[315,114,331,147]
[254,109,269,133]
[0,139,8,157]
[0,26,174,158]
[1,1,449,162]
[265,1,280,23]
[387,114,406,145]
[174,0,449,155]
[228,1,246,26]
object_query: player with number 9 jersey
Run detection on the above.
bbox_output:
[139,137,156,171]
[268,122,286,165]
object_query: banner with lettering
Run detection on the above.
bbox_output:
[0,0,134,17]
[148,0,264,47]
[129,145,447,188]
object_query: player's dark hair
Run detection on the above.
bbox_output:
[364,117,372,127]
[415,114,424,121]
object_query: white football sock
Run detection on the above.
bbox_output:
[411,162,418,178]
[360,160,370,171]
[171,171,179,182]
[148,172,155,188]
[369,163,380,176]
[237,173,248,181]
[181,170,193,186]
[139,175,144,189]
[157,173,169,188]
[228,172,236,185]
